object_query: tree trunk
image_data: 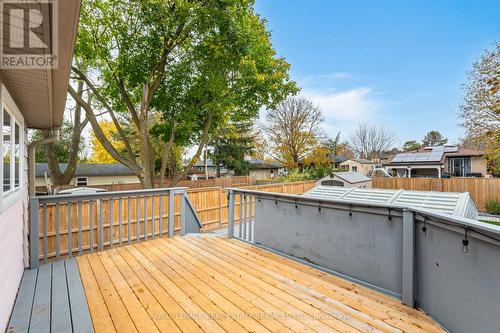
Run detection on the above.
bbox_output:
[169,111,214,186]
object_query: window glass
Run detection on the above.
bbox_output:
[15,122,20,187]
[76,177,88,187]
[3,109,11,192]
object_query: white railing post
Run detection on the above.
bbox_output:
[29,197,40,269]
[227,190,235,238]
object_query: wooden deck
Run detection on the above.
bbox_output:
[7,259,93,333]
[76,235,446,333]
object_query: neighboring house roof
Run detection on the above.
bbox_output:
[193,159,217,168]
[445,148,484,157]
[385,146,484,165]
[35,163,135,178]
[247,159,282,170]
[342,158,376,165]
[327,155,349,163]
[304,186,478,219]
[332,172,372,184]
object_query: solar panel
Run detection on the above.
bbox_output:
[392,146,449,163]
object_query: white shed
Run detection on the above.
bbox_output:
[304,186,479,220]
[316,171,372,188]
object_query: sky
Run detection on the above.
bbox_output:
[254,0,500,147]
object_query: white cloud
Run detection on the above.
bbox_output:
[301,86,379,121]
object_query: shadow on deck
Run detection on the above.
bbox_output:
[9,235,445,333]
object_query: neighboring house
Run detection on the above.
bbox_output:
[383,145,487,178]
[327,155,348,169]
[248,159,284,181]
[316,171,372,188]
[0,1,81,330]
[35,163,141,189]
[189,159,231,179]
[339,158,377,176]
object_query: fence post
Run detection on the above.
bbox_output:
[168,189,175,237]
[180,190,187,236]
[227,189,235,238]
[402,209,416,307]
[29,197,40,269]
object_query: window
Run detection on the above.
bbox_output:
[1,87,24,199]
[76,177,88,187]
[3,109,11,192]
[15,122,20,187]
[351,166,358,172]
[448,157,471,177]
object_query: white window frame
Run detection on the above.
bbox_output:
[1,84,25,200]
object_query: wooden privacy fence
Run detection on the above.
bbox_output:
[97,175,254,192]
[189,180,316,232]
[33,180,315,262]
[373,177,500,211]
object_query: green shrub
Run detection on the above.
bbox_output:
[485,199,500,215]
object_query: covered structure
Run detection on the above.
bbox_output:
[316,171,372,188]
[304,186,478,220]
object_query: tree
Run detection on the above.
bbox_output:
[89,121,125,164]
[422,131,448,147]
[210,121,255,177]
[71,0,296,188]
[263,97,324,168]
[31,81,88,187]
[402,140,422,152]
[324,132,352,157]
[459,43,500,176]
[349,123,396,160]
[460,43,499,138]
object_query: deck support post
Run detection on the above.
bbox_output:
[168,189,175,237]
[228,190,235,238]
[29,197,40,269]
[402,209,416,307]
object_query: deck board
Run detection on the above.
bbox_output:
[77,235,446,333]
[52,260,73,333]
[7,260,94,333]
[29,263,51,333]
[66,259,94,333]
[7,269,37,333]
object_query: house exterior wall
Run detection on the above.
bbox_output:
[471,156,487,175]
[0,199,26,332]
[339,160,374,176]
[0,85,29,332]
[443,156,488,176]
[249,169,278,181]
[35,174,141,188]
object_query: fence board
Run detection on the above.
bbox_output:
[372,177,500,211]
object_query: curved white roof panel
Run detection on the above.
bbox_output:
[304,186,478,220]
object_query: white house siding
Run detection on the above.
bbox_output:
[35,174,141,188]
[0,199,26,331]
[0,107,29,332]
[250,169,278,181]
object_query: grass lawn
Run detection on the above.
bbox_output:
[480,219,500,227]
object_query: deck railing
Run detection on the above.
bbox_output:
[29,187,201,268]
[226,188,500,333]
